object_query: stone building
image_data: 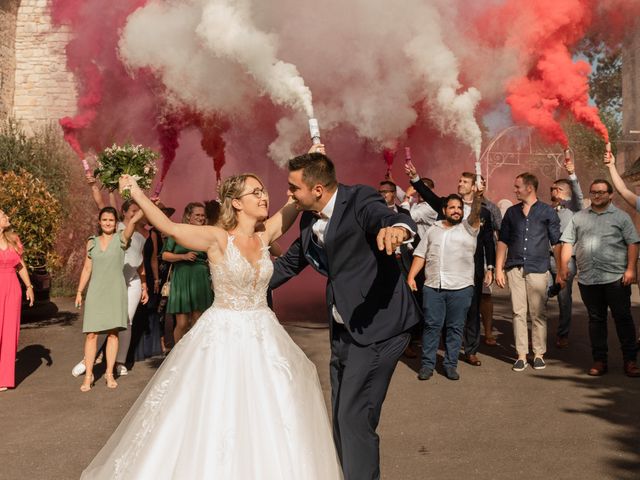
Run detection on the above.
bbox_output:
[621,26,640,185]
[0,0,76,133]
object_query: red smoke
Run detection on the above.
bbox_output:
[481,0,611,147]
[59,63,101,158]
[156,109,189,182]
[196,116,230,182]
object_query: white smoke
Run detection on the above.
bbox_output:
[196,0,314,117]
[120,0,488,165]
[403,2,482,159]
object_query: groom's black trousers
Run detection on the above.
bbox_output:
[330,321,410,480]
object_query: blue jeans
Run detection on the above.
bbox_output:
[421,286,474,371]
[549,256,576,337]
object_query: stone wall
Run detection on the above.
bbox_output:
[12,0,77,133]
[622,26,640,174]
[0,0,20,120]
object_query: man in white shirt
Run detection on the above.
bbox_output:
[407,191,482,381]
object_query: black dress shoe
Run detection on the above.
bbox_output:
[444,367,460,380]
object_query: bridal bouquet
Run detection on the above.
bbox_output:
[94,143,159,199]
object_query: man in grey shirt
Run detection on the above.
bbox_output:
[560,179,640,377]
[549,157,584,348]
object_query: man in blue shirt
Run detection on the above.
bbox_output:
[495,173,561,372]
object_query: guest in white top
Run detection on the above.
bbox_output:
[395,178,439,241]
[407,191,482,381]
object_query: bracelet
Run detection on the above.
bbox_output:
[26,285,33,289]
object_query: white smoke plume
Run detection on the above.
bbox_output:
[120,0,486,165]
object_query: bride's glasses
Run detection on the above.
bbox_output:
[238,187,268,199]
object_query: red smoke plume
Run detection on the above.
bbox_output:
[196,116,230,182]
[156,109,188,183]
[51,0,155,158]
[481,0,610,147]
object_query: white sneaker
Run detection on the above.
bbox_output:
[71,360,86,377]
[115,364,128,376]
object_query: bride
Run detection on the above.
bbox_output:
[80,168,342,479]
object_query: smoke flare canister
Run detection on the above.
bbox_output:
[81,158,90,173]
[404,147,412,164]
[605,142,612,153]
[564,148,571,166]
[309,118,321,145]
[475,161,482,188]
[153,180,164,198]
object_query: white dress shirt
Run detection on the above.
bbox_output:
[414,220,479,290]
[312,187,414,324]
[400,200,438,240]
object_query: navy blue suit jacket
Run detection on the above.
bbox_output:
[270,184,421,345]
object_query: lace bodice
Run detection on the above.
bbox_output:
[210,234,273,310]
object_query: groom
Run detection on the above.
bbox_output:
[270,148,421,480]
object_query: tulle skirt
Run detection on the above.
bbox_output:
[81,306,342,479]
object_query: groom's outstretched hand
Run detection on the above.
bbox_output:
[377,226,409,255]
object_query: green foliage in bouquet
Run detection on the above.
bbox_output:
[95,143,159,198]
[0,170,62,270]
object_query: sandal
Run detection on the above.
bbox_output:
[484,336,497,346]
[80,374,95,392]
[105,373,118,389]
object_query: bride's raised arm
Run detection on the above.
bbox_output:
[264,198,299,244]
[119,175,224,252]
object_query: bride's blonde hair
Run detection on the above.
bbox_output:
[218,173,264,231]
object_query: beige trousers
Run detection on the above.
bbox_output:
[506,267,550,357]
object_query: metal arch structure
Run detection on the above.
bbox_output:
[478,126,571,189]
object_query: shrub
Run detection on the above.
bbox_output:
[0,170,62,270]
[0,119,72,209]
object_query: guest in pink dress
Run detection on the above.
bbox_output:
[0,209,34,392]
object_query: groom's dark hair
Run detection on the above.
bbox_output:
[288,152,337,189]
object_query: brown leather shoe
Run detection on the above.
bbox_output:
[484,336,497,346]
[555,336,569,349]
[465,354,481,366]
[588,361,608,376]
[624,361,640,377]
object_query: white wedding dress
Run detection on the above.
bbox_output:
[81,234,342,479]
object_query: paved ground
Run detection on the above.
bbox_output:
[2,285,640,480]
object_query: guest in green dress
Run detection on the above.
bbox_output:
[75,206,144,392]
[162,202,213,343]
